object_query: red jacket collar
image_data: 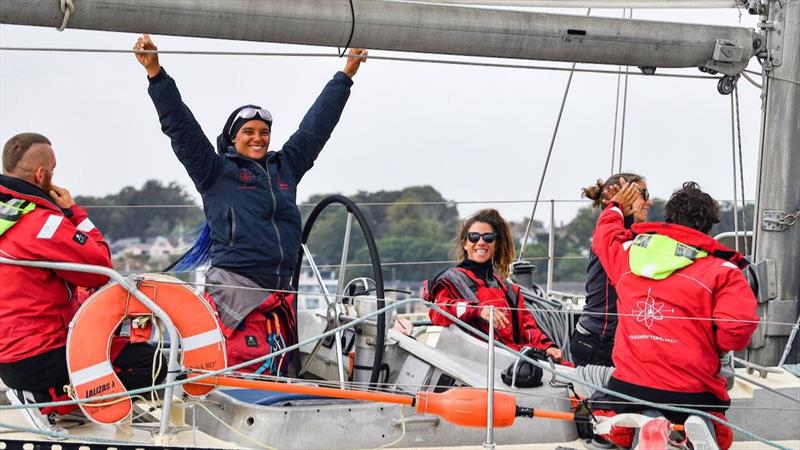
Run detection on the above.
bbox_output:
[0,174,62,212]
[631,221,748,268]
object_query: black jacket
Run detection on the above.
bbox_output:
[578,215,633,337]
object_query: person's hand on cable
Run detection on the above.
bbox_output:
[134,33,161,78]
[342,48,368,79]
[546,346,563,363]
[480,305,510,329]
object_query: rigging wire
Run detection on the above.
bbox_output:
[519,8,592,260]
[609,66,621,175]
[209,368,800,412]
[1,298,795,449]
[0,46,721,80]
[617,8,632,173]
[734,83,750,256]
[609,9,624,177]
[80,198,592,209]
[730,92,741,252]
[75,197,752,209]
[133,276,796,327]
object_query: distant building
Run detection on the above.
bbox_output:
[110,235,187,272]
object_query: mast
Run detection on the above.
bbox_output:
[749,0,800,366]
[0,0,756,75]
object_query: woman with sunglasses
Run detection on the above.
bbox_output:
[426,209,562,361]
[569,172,651,368]
[134,34,368,374]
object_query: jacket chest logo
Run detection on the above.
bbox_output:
[238,169,255,185]
[633,287,674,329]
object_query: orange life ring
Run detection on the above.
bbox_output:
[66,274,226,424]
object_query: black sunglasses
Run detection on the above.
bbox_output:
[466,232,496,244]
[639,187,650,201]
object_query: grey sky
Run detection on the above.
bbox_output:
[0,7,762,225]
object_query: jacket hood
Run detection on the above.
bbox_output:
[630,222,748,280]
[629,233,708,279]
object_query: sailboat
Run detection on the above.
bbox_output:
[0,0,798,448]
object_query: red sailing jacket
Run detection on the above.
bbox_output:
[0,176,112,363]
[427,267,555,352]
[592,205,758,403]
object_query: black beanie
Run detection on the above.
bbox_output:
[216,104,272,154]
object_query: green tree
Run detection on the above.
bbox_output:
[300,186,459,282]
[75,180,203,240]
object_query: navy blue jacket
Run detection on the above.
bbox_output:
[148,68,353,279]
[578,215,634,337]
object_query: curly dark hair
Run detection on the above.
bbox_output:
[455,209,515,279]
[665,181,720,234]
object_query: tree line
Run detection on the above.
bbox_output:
[76,180,755,284]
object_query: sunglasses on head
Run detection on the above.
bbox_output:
[466,232,496,244]
[228,107,273,135]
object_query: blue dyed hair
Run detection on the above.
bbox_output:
[173,222,213,272]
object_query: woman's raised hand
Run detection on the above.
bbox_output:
[609,177,639,216]
[134,34,161,78]
[342,48,368,79]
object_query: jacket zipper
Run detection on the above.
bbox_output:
[228,206,236,246]
[248,159,284,276]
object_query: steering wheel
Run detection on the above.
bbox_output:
[290,194,386,389]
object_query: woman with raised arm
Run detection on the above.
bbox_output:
[134,34,368,374]
[569,172,652,368]
[426,208,563,360]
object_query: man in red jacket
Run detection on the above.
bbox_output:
[589,181,758,450]
[0,133,162,437]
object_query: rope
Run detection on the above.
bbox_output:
[518,9,591,260]
[378,405,407,449]
[741,70,763,89]
[191,401,276,449]
[338,0,356,57]
[57,0,75,32]
[0,47,720,80]
[519,285,572,359]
